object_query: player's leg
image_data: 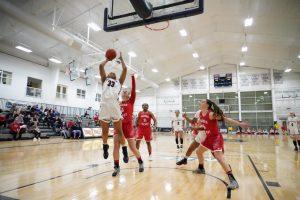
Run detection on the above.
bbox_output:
[112,134,121,177]
[175,131,180,151]
[113,120,129,163]
[136,128,143,150]
[127,139,144,172]
[290,135,298,151]
[297,134,300,150]
[145,129,153,160]
[213,151,239,189]
[100,120,110,159]
[194,145,207,174]
[179,131,184,150]
[176,140,199,165]
[146,141,152,160]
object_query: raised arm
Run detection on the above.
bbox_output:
[99,59,109,83]
[119,53,127,85]
[183,113,197,124]
[129,74,136,103]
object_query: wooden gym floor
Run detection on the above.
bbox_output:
[0,133,299,200]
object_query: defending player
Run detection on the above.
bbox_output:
[193,99,248,190]
[112,74,144,176]
[136,103,157,161]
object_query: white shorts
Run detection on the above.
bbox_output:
[174,126,183,132]
[99,100,122,123]
[289,127,299,135]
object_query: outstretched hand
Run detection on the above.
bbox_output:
[239,121,249,129]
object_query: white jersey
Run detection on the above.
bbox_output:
[102,78,121,101]
[173,116,184,131]
[287,116,299,134]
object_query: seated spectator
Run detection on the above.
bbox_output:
[269,127,275,135]
[14,113,27,130]
[93,113,99,126]
[9,121,20,140]
[54,116,63,133]
[0,112,6,128]
[28,116,41,141]
[83,110,90,118]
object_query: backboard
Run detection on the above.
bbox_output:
[104,0,204,32]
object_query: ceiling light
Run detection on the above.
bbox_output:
[239,62,245,66]
[241,46,248,52]
[199,65,205,70]
[192,53,199,58]
[49,57,62,64]
[264,92,268,94]
[15,45,32,53]
[128,51,137,57]
[87,22,101,31]
[95,75,100,78]
[179,29,187,37]
[165,78,171,82]
[79,69,85,72]
[244,17,253,27]
[136,90,141,93]
[284,68,292,73]
[152,68,158,73]
[298,54,300,59]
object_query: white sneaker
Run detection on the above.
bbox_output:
[149,155,153,161]
[33,138,37,142]
[38,138,41,141]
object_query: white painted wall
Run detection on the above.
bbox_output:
[0,53,101,110]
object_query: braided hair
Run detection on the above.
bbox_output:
[206,99,225,121]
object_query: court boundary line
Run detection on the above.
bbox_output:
[0,161,110,194]
[248,155,275,200]
[0,140,83,150]
[85,166,232,198]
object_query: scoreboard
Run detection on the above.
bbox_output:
[214,73,232,87]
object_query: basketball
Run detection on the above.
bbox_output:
[105,49,117,61]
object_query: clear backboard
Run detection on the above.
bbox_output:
[104,0,204,32]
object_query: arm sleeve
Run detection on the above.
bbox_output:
[129,75,136,104]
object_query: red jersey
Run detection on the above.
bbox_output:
[138,111,153,129]
[198,110,220,136]
[67,121,75,129]
[10,122,20,132]
[191,121,199,136]
[120,75,136,124]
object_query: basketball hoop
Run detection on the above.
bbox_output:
[144,21,170,31]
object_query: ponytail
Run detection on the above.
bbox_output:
[206,99,225,121]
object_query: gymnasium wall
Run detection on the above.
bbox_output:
[0,53,101,110]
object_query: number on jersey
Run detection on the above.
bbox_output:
[107,80,115,87]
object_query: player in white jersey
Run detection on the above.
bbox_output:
[99,52,127,162]
[172,110,185,152]
[287,112,300,151]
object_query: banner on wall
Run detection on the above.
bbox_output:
[157,96,180,105]
[239,72,271,87]
[181,78,207,91]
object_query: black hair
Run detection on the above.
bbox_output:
[206,99,225,121]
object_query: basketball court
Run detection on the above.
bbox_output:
[0,0,299,199]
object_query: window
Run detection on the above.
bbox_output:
[26,77,42,98]
[77,89,86,99]
[95,93,101,102]
[241,90,273,129]
[0,70,12,85]
[56,85,67,99]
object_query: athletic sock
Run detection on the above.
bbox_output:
[137,157,143,164]
[180,138,183,146]
[226,171,236,180]
[293,140,298,148]
[114,160,119,168]
[298,140,300,147]
[198,164,204,169]
[175,138,179,148]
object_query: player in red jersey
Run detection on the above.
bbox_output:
[136,103,157,161]
[112,74,144,176]
[193,99,248,190]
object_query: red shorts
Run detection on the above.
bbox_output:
[201,133,224,152]
[192,130,198,138]
[136,127,152,142]
[114,122,135,139]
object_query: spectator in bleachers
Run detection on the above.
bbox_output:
[9,121,21,140]
[93,112,99,126]
[28,115,41,141]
